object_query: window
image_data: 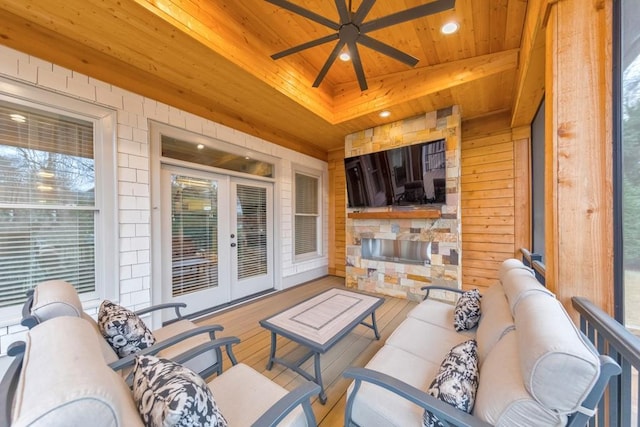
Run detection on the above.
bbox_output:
[294,169,321,258]
[531,98,545,258]
[616,0,640,330]
[0,81,116,317]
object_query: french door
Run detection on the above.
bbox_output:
[160,165,273,316]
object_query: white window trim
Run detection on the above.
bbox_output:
[293,165,323,262]
[0,77,118,326]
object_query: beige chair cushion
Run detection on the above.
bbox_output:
[154,319,218,377]
[514,293,600,413]
[31,280,83,322]
[208,363,307,427]
[12,316,142,427]
[476,284,514,365]
[473,331,567,426]
[81,312,120,364]
[501,268,554,314]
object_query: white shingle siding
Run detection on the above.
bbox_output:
[0,44,329,355]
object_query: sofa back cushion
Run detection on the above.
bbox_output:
[498,258,534,283]
[514,293,600,413]
[476,285,514,365]
[12,316,142,427]
[473,331,567,426]
[31,280,83,322]
[501,268,554,315]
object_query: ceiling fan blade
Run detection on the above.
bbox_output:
[312,40,345,88]
[347,42,368,91]
[352,0,376,26]
[335,0,350,24]
[359,35,419,66]
[266,0,340,30]
[271,33,339,60]
[361,0,455,33]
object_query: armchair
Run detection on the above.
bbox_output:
[0,316,320,426]
[20,280,225,379]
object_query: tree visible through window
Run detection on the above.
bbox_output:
[0,100,97,307]
[620,0,640,332]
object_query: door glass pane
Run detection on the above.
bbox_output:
[622,0,640,331]
[236,184,267,280]
[171,175,218,296]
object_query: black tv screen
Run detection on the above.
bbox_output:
[344,139,446,208]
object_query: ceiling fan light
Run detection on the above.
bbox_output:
[339,52,351,61]
[441,22,459,35]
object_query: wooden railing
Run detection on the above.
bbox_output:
[519,248,639,426]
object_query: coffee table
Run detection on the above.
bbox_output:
[259,287,384,404]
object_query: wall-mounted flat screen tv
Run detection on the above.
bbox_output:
[344,139,446,208]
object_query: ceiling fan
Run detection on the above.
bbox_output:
[266,0,456,91]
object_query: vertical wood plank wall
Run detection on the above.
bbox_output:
[328,148,346,278]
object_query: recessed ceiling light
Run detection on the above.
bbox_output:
[339,52,351,62]
[9,114,26,123]
[379,110,391,118]
[196,144,204,150]
[441,22,459,35]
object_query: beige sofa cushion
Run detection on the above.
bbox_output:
[476,284,514,365]
[386,317,473,364]
[515,293,600,413]
[31,280,83,322]
[346,345,440,427]
[407,298,457,330]
[12,316,142,427]
[498,258,534,282]
[473,331,567,426]
[208,363,307,427]
[501,268,554,314]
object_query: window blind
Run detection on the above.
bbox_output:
[170,175,218,296]
[236,184,268,279]
[0,101,96,307]
[294,173,319,256]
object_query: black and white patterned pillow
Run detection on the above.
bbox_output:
[423,339,479,427]
[453,289,482,331]
[98,300,156,358]
[133,355,228,427]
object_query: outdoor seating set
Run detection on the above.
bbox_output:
[0,259,621,426]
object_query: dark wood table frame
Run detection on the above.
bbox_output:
[259,288,384,404]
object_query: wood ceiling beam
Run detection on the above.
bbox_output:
[510,0,556,128]
[133,0,336,123]
[331,49,520,124]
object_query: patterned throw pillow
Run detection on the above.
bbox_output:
[423,339,479,427]
[133,355,228,427]
[453,289,482,331]
[98,300,156,358]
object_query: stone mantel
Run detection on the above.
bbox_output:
[347,210,442,220]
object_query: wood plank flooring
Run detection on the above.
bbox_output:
[196,276,417,427]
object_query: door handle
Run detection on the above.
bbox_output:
[231,243,236,247]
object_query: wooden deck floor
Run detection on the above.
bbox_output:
[196,275,417,426]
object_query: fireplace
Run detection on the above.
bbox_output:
[344,106,462,301]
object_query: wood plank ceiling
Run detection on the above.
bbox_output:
[0,0,528,160]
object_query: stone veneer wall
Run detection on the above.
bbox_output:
[345,106,462,302]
